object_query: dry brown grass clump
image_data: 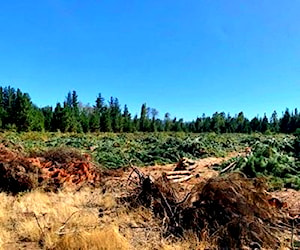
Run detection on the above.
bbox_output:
[55,226,130,250]
[0,188,120,249]
[0,187,210,250]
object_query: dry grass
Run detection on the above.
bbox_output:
[0,187,205,250]
[55,226,130,250]
[0,188,121,250]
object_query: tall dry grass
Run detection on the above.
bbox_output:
[0,188,208,250]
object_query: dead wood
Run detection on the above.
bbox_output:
[165,170,191,175]
[220,161,236,174]
[126,170,290,249]
[0,145,101,193]
[169,175,193,183]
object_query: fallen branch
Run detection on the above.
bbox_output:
[166,175,190,180]
[170,175,193,183]
[165,170,191,175]
[220,162,236,174]
[186,165,197,171]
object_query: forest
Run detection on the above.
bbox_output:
[0,86,299,134]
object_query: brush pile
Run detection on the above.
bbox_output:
[0,144,101,193]
[127,169,292,249]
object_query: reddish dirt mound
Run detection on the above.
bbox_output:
[0,145,101,193]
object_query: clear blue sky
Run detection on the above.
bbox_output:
[0,0,299,121]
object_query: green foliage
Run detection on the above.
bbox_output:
[221,135,300,190]
[0,85,300,134]
[1,132,252,169]
[3,132,300,191]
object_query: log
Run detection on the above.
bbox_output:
[165,170,191,175]
[186,165,197,171]
[220,162,236,174]
[170,175,193,183]
[166,175,189,180]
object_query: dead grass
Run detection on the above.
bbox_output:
[55,226,130,250]
[0,188,119,249]
[0,187,206,250]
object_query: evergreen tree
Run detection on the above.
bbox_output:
[41,106,53,131]
[1,85,300,134]
[2,86,16,128]
[202,116,211,132]
[122,104,132,132]
[164,113,172,132]
[52,103,64,132]
[270,111,279,133]
[132,115,139,132]
[89,111,100,132]
[236,112,245,133]
[109,97,122,132]
[61,102,74,132]
[211,112,226,133]
[14,89,33,131]
[150,108,158,132]
[94,93,105,131]
[139,103,150,132]
[79,107,90,132]
[30,106,45,131]
[260,114,269,133]
[280,109,291,133]
[100,106,112,132]
[250,117,260,132]
[0,87,5,128]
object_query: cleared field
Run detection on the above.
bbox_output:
[0,132,299,249]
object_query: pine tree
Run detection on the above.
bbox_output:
[164,113,171,132]
[109,97,122,132]
[61,102,74,132]
[41,106,53,131]
[202,116,211,132]
[100,106,112,132]
[139,103,150,132]
[0,87,5,128]
[122,104,132,132]
[79,108,90,132]
[260,114,269,133]
[2,86,16,128]
[150,108,158,132]
[52,103,64,132]
[94,93,105,131]
[280,109,291,133]
[14,89,33,131]
[30,106,45,131]
[270,111,279,133]
[236,112,245,133]
[250,117,260,132]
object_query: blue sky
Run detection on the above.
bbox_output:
[0,0,299,121]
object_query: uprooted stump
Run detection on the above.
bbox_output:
[0,145,101,193]
[127,169,289,249]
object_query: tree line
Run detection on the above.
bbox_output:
[0,86,299,134]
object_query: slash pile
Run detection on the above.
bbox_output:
[0,144,101,193]
[127,169,292,249]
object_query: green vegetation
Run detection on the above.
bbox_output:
[0,132,249,168]
[0,86,300,134]
[1,85,299,191]
[1,132,299,190]
[220,134,300,190]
